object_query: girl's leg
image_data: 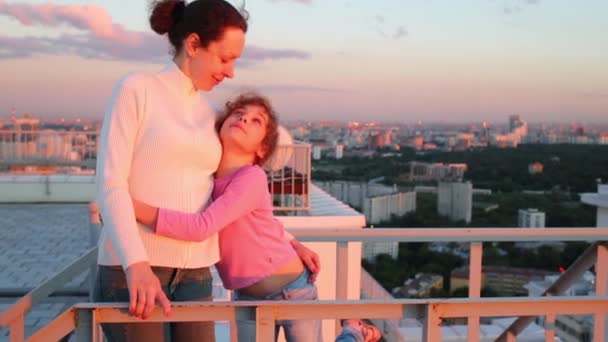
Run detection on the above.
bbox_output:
[335,326,365,342]
[233,291,282,342]
[336,320,381,342]
[278,270,322,342]
[169,267,216,342]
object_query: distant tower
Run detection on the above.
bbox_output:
[518,209,546,228]
[335,144,344,159]
[438,181,473,223]
[313,145,322,160]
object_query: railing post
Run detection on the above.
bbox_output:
[9,315,24,342]
[92,310,102,342]
[544,314,556,342]
[88,201,101,301]
[336,240,349,335]
[595,243,607,342]
[422,304,441,342]
[256,306,275,342]
[468,241,482,342]
[74,309,92,342]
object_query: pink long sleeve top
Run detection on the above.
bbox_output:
[155,165,298,290]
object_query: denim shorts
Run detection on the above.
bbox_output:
[233,269,322,342]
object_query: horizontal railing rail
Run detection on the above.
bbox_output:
[2,226,606,341]
[289,227,608,242]
[25,297,608,342]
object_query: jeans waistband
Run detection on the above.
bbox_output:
[235,269,311,300]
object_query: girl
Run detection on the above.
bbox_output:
[131,92,322,342]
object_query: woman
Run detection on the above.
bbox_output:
[95,1,319,341]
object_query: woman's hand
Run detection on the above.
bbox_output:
[290,240,321,283]
[125,261,171,319]
[132,198,159,229]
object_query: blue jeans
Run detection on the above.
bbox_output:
[335,326,364,342]
[93,265,215,342]
[233,269,322,342]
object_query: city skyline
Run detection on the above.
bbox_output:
[1,0,607,122]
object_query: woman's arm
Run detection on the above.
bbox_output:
[96,75,171,318]
[96,75,148,269]
[152,166,268,241]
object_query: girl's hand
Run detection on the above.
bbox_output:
[132,198,159,229]
[291,240,321,283]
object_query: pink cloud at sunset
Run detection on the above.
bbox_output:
[0,0,310,63]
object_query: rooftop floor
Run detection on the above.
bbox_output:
[0,204,231,341]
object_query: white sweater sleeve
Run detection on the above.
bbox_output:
[96,75,148,270]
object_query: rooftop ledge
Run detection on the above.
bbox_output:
[581,193,608,208]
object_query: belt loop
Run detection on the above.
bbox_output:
[169,268,180,291]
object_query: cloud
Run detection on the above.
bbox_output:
[370,13,407,40]
[576,91,608,99]
[503,5,522,15]
[243,46,310,61]
[503,0,540,16]
[220,83,349,93]
[393,26,407,39]
[0,0,310,64]
[266,0,312,4]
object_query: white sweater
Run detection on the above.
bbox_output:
[96,62,222,270]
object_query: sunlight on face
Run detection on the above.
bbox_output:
[190,27,245,91]
[220,104,270,158]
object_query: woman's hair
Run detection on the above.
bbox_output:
[150,0,248,56]
[215,92,279,167]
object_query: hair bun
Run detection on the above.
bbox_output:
[150,0,187,35]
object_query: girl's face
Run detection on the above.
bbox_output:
[219,104,270,161]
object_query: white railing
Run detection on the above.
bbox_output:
[0,129,312,211]
[266,143,311,211]
[360,269,403,341]
[0,129,98,168]
[2,225,606,342]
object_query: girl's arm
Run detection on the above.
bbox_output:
[132,199,159,228]
[134,166,268,241]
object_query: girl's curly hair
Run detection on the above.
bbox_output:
[215,92,279,166]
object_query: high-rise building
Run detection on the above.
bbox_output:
[312,145,322,160]
[437,181,472,223]
[518,208,546,228]
[335,144,344,159]
[315,181,416,225]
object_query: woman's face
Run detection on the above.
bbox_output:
[188,27,245,91]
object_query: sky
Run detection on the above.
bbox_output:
[0,0,607,123]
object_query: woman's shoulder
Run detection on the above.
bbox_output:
[114,71,157,91]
